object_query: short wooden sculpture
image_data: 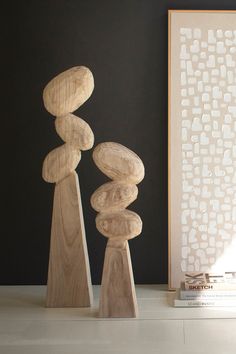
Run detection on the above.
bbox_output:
[42,66,94,307]
[91,142,145,317]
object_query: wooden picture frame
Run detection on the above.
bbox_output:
[168,10,236,289]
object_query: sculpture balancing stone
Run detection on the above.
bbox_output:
[91,142,145,317]
[42,66,94,307]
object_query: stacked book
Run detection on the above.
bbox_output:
[174,271,236,307]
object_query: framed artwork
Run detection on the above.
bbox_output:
[168,10,236,289]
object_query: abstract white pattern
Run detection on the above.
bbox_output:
[180,28,236,272]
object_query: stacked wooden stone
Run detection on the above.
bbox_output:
[91,142,145,317]
[42,66,94,308]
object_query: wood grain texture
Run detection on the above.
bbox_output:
[43,66,94,116]
[42,143,81,183]
[90,181,138,212]
[46,171,93,307]
[96,210,142,240]
[93,142,145,184]
[99,239,138,318]
[91,141,144,317]
[55,113,94,150]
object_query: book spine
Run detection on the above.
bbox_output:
[180,291,236,300]
[184,283,236,291]
[174,299,236,307]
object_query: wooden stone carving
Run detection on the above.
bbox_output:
[96,210,142,240]
[93,142,145,184]
[90,181,138,212]
[43,66,94,116]
[42,66,94,307]
[91,142,145,317]
[42,144,81,183]
[55,114,94,150]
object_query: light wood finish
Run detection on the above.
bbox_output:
[42,143,81,183]
[168,9,236,13]
[46,172,93,307]
[96,210,142,240]
[93,142,145,184]
[42,65,95,307]
[91,142,144,317]
[99,239,138,317]
[43,66,94,116]
[90,181,138,212]
[168,9,172,291]
[55,113,94,150]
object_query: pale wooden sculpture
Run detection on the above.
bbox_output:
[91,142,145,317]
[42,66,94,307]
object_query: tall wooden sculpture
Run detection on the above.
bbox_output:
[91,142,145,317]
[42,66,94,307]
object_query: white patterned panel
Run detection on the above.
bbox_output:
[180,28,236,272]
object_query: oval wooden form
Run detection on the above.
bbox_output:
[95,210,142,240]
[93,142,144,184]
[42,144,81,183]
[55,114,94,150]
[43,66,94,116]
[91,181,138,212]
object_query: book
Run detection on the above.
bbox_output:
[174,290,236,307]
[180,282,236,300]
[184,271,236,290]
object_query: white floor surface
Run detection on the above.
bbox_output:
[0,285,236,354]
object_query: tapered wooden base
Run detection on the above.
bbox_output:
[46,171,93,307]
[99,239,138,318]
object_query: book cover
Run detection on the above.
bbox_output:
[174,290,236,307]
[180,282,236,300]
[184,272,236,290]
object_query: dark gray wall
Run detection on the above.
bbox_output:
[1,0,235,284]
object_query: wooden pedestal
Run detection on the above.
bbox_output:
[46,171,93,307]
[99,239,138,317]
